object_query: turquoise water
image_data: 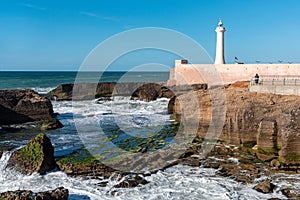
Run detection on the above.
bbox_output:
[0,71,169,90]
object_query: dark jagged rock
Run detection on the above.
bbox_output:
[57,161,150,188]
[0,89,62,130]
[0,187,69,200]
[167,96,176,114]
[281,188,298,199]
[6,133,57,175]
[57,161,116,179]
[0,145,13,158]
[41,119,63,130]
[114,174,149,188]
[131,83,176,101]
[48,82,174,101]
[253,180,275,193]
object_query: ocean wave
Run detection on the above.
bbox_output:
[31,87,56,94]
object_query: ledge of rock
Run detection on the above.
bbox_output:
[171,81,300,166]
[0,187,69,200]
[48,82,175,101]
[6,133,57,175]
[0,89,62,130]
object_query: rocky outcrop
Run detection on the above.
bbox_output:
[0,187,69,200]
[0,145,13,158]
[7,133,57,175]
[280,108,300,165]
[48,82,174,101]
[256,120,278,161]
[253,180,275,193]
[57,162,150,188]
[281,188,299,199]
[171,81,300,165]
[131,84,174,101]
[0,89,62,130]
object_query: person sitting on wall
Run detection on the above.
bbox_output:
[254,74,259,84]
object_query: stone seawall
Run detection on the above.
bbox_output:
[168,61,300,86]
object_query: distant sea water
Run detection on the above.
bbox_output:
[0,71,170,93]
[1,71,300,199]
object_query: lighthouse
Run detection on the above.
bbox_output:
[215,19,226,64]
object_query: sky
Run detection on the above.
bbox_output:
[0,0,299,71]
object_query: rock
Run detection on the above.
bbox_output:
[49,82,174,101]
[177,157,201,167]
[281,188,298,199]
[0,89,62,129]
[57,162,116,178]
[279,108,300,165]
[57,161,150,188]
[41,119,63,130]
[6,133,57,175]
[270,159,281,169]
[256,120,278,161]
[0,187,69,200]
[131,83,173,101]
[113,174,149,188]
[0,145,13,158]
[253,180,275,193]
[172,81,300,165]
[234,176,253,184]
[167,96,176,114]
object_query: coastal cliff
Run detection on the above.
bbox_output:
[171,81,300,166]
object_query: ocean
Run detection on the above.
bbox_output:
[0,71,299,199]
[0,71,170,92]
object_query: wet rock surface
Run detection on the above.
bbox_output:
[0,89,62,130]
[0,187,69,200]
[6,133,57,175]
[281,187,298,199]
[0,145,13,157]
[253,180,275,193]
[48,82,175,101]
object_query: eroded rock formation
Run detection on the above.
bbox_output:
[0,187,69,200]
[6,133,57,175]
[48,82,174,101]
[0,89,62,130]
[171,81,300,165]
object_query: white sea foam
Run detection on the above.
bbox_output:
[31,87,56,94]
[1,151,299,200]
[1,98,300,199]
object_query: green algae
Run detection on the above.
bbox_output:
[19,133,44,160]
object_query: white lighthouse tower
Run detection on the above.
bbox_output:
[215,19,226,64]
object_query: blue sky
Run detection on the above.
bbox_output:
[0,0,299,71]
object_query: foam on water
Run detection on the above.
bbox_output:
[31,87,56,94]
[1,150,299,199]
[1,98,300,199]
